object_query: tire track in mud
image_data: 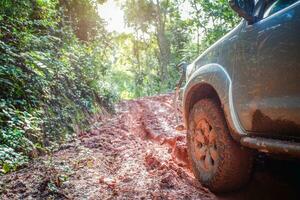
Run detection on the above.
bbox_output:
[66,94,215,199]
[1,94,300,199]
[103,94,214,199]
[76,94,300,200]
[125,96,190,167]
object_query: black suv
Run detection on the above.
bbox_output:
[182,0,300,192]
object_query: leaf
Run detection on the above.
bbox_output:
[2,163,11,174]
[0,78,13,86]
[47,182,59,192]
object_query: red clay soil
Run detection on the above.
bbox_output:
[1,94,299,199]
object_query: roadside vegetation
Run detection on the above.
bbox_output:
[0,0,238,174]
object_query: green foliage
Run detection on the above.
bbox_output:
[114,0,238,97]
[186,0,239,53]
[0,145,29,174]
[59,0,107,41]
[0,0,241,173]
[0,0,118,173]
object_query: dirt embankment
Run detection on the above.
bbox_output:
[1,94,300,199]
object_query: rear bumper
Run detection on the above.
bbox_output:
[241,136,300,158]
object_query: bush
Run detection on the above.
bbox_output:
[0,0,118,173]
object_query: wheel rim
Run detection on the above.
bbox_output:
[191,118,218,171]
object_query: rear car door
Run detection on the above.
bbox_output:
[233,0,300,138]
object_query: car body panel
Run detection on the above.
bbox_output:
[183,1,300,140]
[183,64,246,141]
[234,1,300,139]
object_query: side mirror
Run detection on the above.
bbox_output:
[229,0,256,24]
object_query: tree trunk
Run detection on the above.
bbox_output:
[154,0,171,84]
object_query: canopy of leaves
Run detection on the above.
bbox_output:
[111,0,238,97]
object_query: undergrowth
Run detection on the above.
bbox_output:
[0,0,119,174]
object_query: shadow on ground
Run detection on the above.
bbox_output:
[218,155,300,200]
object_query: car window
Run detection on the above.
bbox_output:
[263,0,299,18]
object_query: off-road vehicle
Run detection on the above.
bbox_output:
[181,0,300,192]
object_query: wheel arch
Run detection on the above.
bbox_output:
[184,83,222,121]
[183,64,246,141]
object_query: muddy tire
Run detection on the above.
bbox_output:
[187,99,253,192]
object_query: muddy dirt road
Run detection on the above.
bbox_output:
[1,94,300,199]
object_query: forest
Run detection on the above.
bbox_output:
[0,0,238,174]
